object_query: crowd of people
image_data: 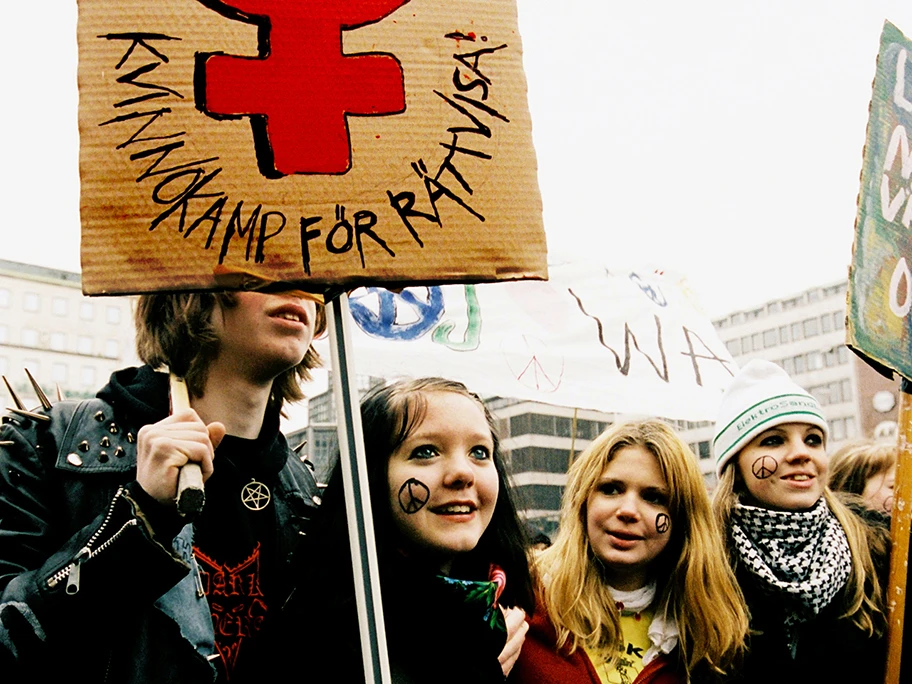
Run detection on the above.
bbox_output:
[0,291,902,683]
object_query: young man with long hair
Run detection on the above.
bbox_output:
[0,290,324,683]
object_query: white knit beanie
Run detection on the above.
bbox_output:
[713,359,827,476]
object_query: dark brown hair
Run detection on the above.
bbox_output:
[134,292,325,408]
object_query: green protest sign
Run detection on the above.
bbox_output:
[849,21,912,376]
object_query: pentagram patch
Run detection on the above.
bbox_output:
[241,480,271,511]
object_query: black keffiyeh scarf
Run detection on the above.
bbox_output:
[731,498,851,652]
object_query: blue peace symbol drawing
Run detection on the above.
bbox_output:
[629,272,667,307]
[349,286,446,341]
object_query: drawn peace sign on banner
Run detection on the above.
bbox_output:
[629,272,667,307]
[349,287,445,341]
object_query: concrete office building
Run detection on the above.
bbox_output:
[0,259,139,406]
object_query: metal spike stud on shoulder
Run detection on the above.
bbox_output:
[24,369,52,411]
[2,376,25,411]
[293,439,308,453]
[0,440,14,447]
[56,384,66,401]
[6,407,51,424]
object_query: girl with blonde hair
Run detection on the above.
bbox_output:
[512,419,748,683]
[711,360,887,684]
[828,438,897,515]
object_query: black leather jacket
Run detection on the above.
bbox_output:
[0,371,320,683]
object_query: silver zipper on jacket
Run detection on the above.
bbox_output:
[47,486,138,594]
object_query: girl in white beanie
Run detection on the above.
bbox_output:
[711,359,887,684]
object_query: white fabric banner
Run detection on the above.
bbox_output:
[316,262,737,420]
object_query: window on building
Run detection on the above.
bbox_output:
[827,382,843,404]
[809,385,826,405]
[834,312,845,330]
[576,419,598,440]
[81,366,96,387]
[0,288,9,307]
[726,339,741,356]
[841,379,852,402]
[794,354,807,374]
[52,297,68,316]
[21,329,38,347]
[846,416,857,439]
[509,414,532,438]
[104,340,119,358]
[513,484,563,512]
[106,306,121,325]
[783,357,796,375]
[554,416,572,438]
[831,418,846,441]
[820,314,833,334]
[807,351,824,371]
[732,313,745,324]
[779,326,789,344]
[697,441,711,460]
[52,363,68,383]
[50,332,66,351]
[803,318,819,338]
[791,322,803,341]
[80,302,94,321]
[741,335,752,353]
[77,336,93,355]
[762,329,777,348]
[767,302,782,314]
[532,414,556,435]
[808,289,821,302]
[23,292,40,312]
[751,332,763,351]
[837,345,849,364]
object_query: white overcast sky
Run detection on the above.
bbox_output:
[5,1,912,318]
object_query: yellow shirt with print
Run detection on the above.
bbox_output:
[583,608,654,684]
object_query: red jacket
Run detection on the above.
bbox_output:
[511,600,686,684]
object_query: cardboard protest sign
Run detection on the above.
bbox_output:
[848,21,912,377]
[317,262,737,421]
[78,0,546,295]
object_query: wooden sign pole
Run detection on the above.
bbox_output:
[327,292,391,684]
[885,378,912,684]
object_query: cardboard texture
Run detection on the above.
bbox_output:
[849,21,912,380]
[78,0,546,295]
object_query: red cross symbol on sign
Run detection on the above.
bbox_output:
[196,0,410,177]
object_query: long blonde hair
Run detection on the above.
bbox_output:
[828,438,896,498]
[712,464,886,636]
[538,420,749,675]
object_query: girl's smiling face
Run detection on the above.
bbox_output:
[585,445,672,591]
[736,422,828,510]
[386,391,499,573]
